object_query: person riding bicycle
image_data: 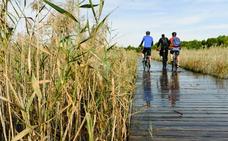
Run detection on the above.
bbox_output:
[139,31,154,62]
[157,34,170,70]
[169,32,181,67]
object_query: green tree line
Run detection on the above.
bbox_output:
[125,35,228,51]
[180,35,228,49]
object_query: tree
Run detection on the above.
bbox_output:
[190,40,202,49]
[201,40,206,48]
[206,38,218,48]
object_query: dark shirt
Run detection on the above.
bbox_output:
[157,37,170,50]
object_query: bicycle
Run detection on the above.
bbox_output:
[143,52,151,71]
[171,51,179,72]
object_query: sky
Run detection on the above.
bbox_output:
[8,0,228,47]
[103,0,228,46]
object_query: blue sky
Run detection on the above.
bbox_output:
[10,0,228,47]
[103,0,228,46]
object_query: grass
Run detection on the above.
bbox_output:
[180,47,228,78]
[152,47,228,78]
[0,0,138,140]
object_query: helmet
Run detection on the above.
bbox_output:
[172,32,177,36]
[146,31,150,35]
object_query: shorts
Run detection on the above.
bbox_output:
[170,48,180,55]
[170,50,180,55]
[142,48,151,56]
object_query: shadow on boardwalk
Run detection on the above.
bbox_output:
[129,61,228,141]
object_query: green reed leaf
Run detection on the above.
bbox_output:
[43,0,78,23]
[80,4,98,8]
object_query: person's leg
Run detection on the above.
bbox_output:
[142,48,145,61]
[149,48,152,61]
[170,50,174,62]
[176,51,180,67]
[147,49,152,70]
[176,56,179,67]
[159,49,162,59]
[163,50,168,70]
[148,55,151,61]
[165,50,168,62]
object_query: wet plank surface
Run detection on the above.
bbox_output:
[129,61,228,141]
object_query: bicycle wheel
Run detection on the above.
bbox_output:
[143,58,149,71]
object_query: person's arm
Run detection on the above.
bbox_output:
[179,37,181,49]
[156,39,161,51]
[169,38,172,49]
[157,38,161,48]
[167,38,171,47]
[139,37,144,47]
[151,40,154,47]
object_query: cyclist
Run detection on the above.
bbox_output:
[139,31,154,62]
[169,32,181,67]
[157,34,170,70]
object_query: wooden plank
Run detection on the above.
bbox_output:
[151,137,228,141]
[131,126,228,133]
[132,110,228,114]
[128,136,152,141]
[145,111,228,115]
[131,117,228,122]
[153,129,228,138]
[133,106,228,109]
[132,113,228,118]
[131,121,228,126]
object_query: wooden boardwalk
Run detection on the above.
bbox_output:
[129,61,228,141]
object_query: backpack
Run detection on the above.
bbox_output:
[161,38,169,47]
[173,37,181,47]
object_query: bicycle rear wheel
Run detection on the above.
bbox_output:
[143,58,150,71]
